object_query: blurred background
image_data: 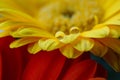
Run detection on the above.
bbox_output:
[91,54,120,80]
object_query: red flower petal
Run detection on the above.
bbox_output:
[0,52,2,80]
[22,50,66,80]
[62,60,97,80]
[94,63,107,78]
[0,36,23,80]
[89,77,106,80]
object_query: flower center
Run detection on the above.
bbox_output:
[38,0,103,35]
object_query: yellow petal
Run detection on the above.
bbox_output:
[0,0,22,10]
[0,8,46,30]
[104,20,120,26]
[0,21,24,37]
[81,26,110,38]
[102,0,120,20]
[60,45,83,58]
[0,8,34,22]
[109,26,120,38]
[0,0,50,17]
[0,21,17,29]
[103,49,120,72]
[28,42,41,54]
[0,17,7,22]
[10,37,38,48]
[98,38,120,54]
[0,30,10,37]
[91,40,108,57]
[74,38,94,52]
[10,27,53,38]
[59,33,80,44]
[103,13,120,25]
[99,0,115,10]
[38,39,60,51]
[0,21,22,31]
[9,0,41,16]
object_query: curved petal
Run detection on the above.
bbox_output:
[0,21,20,30]
[0,8,35,22]
[10,37,39,48]
[103,13,120,26]
[11,27,53,38]
[28,42,41,54]
[74,38,94,52]
[81,26,110,38]
[98,38,120,54]
[60,45,83,58]
[103,49,120,72]
[0,21,46,32]
[38,39,60,51]
[59,34,80,44]
[0,30,10,37]
[102,0,120,21]
[109,26,120,38]
[91,40,108,57]
[0,8,47,29]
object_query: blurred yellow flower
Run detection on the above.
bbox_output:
[0,0,120,71]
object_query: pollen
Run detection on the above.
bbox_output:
[38,0,103,35]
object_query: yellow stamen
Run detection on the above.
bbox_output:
[38,0,103,34]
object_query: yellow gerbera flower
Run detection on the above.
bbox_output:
[0,0,120,71]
